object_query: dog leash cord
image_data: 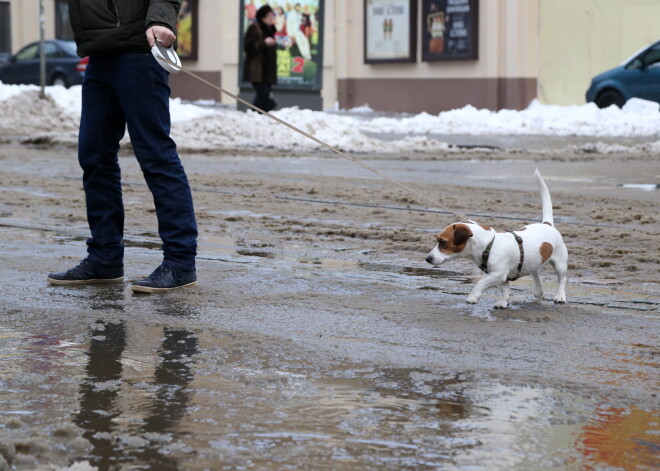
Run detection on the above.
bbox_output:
[156,55,472,223]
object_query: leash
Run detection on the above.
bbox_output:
[155,54,474,224]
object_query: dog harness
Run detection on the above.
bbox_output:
[479,234,496,273]
[480,230,525,281]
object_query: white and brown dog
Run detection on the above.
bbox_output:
[425,169,567,308]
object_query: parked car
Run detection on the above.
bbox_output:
[586,40,660,108]
[0,40,87,88]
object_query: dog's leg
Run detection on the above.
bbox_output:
[494,281,510,309]
[550,248,568,303]
[467,273,507,305]
[552,261,567,303]
[532,272,544,299]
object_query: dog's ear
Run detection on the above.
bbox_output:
[452,224,473,246]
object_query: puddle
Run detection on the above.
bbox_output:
[0,186,57,197]
[618,183,659,191]
[1,225,659,470]
[1,321,658,471]
[2,221,658,315]
[359,262,462,280]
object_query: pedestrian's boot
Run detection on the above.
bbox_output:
[47,258,124,285]
[131,263,197,293]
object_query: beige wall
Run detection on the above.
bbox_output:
[333,0,539,80]
[538,0,660,105]
[7,0,656,109]
[199,0,541,110]
[6,0,56,52]
[170,0,225,102]
[330,0,540,111]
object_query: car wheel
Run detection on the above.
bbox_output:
[595,89,625,108]
[50,74,69,88]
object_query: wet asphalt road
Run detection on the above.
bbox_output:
[0,142,659,470]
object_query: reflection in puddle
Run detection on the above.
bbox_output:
[74,321,198,471]
[1,322,658,470]
[359,262,461,279]
[578,407,659,469]
[618,183,659,191]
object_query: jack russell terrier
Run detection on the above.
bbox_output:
[425,169,567,308]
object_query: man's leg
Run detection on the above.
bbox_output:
[111,52,197,272]
[78,56,127,266]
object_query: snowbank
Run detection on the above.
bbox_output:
[1,81,659,153]
[364,98,660,137]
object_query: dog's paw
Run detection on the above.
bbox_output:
[553,296,566,304]
[533,289,544,299]
[493,301,509,309]
[466,296,479,304]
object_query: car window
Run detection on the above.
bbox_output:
[15,44,39,61]
[642,44,660,68]
[59,41,78,56]
[44,42,60,58]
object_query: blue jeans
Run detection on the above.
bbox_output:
[79,52,197,270]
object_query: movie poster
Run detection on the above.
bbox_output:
[239,0,325,90]
[176,0,198,60]
[422,0,478,61]
[364,0,416,63]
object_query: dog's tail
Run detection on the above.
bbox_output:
[535,168,554,226]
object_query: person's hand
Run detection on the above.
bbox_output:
[146,25,176,47]
[265,37,276,46]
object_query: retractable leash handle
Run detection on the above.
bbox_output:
[152,39,181,74]
[154,54,474,224]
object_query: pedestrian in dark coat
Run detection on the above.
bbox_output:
[242,5,278,112]
[48,0,198,293]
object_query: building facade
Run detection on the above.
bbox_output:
[1,0,658,112]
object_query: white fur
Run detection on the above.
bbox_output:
[425,169,568,308]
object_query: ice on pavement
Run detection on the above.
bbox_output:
[1,81,659,153]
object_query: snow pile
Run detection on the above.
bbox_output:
[174,107,452,153]
[365,98,660,137]
[1,81,659,153]
[0,89,79,135]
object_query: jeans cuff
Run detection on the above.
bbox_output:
[162,259,196,272]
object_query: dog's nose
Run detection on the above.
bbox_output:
[425,255,434,264]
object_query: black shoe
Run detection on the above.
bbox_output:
[131,264,197,293]
[47,258,124,285]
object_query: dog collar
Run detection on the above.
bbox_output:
[507,230,525,281]
[480,233,496,273]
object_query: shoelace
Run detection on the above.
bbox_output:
[148,265,170,281]
[69,258,92,274]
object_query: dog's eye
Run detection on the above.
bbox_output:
[438,239,447,247]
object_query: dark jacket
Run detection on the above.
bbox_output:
[242,21,277,84]
[68,0,181,57]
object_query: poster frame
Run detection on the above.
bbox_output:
[363,0,417,64]
[421,0,479,62]
[238,0,325,92]
[176,0,199,61]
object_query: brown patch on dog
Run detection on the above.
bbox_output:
[437,224,473,254]
[480,225,491,231]
[517,227,527,231]
[540,242,553,263]
[543,221,553,227]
